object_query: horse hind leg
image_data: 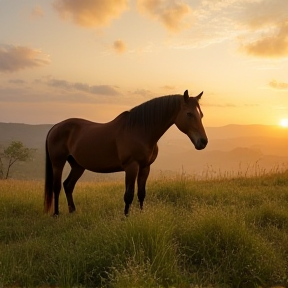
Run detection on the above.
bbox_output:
[52,166,65,216]
[63,155,85,213]
[49,150,67,216]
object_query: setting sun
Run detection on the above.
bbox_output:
[280,118,288,128]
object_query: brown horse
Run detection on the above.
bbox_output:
[44,90,208,216]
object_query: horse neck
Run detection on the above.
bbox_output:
[126,95,182,145]
[153,118,174,144]
[145,102,180,144]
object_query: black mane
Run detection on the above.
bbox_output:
[126,95,182,132]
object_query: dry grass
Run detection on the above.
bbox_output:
[0,170,288,287]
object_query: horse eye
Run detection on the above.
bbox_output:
[187,112,193,118]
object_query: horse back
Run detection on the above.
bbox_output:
[47,118,98,146]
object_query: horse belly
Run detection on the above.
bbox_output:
[72,141,123,173]
[89,165,124,173]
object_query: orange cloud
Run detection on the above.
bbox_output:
[0,45,50,73]
[269,80,288,90]
[31,5,44,19]
[161,85,175,90]
[113,40,127,54]
[47,78,121,96]
[137,0,192,32]
[241,21,288,58]
[239,0,288,30]
[53,0,129,28]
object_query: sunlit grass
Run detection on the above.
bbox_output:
[0,170,288,287]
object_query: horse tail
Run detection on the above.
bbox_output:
[44,136,53,213]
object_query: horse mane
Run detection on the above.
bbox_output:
[126,94,182,132]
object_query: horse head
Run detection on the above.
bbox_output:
[175,90,208,150]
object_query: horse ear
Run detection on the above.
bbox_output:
[184,90,189,103]
[195,91,203,101]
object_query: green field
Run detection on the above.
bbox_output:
[0,172,288,288]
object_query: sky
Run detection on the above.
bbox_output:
[0,0,288,127]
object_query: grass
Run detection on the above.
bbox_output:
[0,171,288,288]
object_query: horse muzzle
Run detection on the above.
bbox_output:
[190,136,208,150]
[195,137,208,150]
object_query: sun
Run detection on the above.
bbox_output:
[279,118,288,128]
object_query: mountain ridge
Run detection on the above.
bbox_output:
[0,122,287,179]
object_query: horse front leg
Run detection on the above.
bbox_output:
[124,162,139,216]
[137,166,150,210]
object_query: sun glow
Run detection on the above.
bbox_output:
[279,118,288,128]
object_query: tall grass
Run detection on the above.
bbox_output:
[0,171,288,287]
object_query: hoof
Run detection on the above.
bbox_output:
[68,206,75,213]
[52,213,59,218]
[124,206,129,216]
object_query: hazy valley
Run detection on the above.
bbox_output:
[0,122,287,180]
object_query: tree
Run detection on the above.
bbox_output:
[0,153,3,179]
[0,141,36,179]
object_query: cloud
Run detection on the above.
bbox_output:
[0,78,121,104]
[241,21,288,58]
[53,0,129,28]
[0,45,50,73]
[235,0,288,58]
[31,5,44,19]
[113,40,127,54]
[74,82,90,92]
[204,103,238,108]
[137,0,192,32]
[8,79,26,85]
[269,79,288,90]
[131,88,156,98]
[239,0,288,30]
[0,86,92,103]
[90,85,120,96]
[47,78,71,90]
[169,0,288,59]
[47,78,120,96]
[161,85,176,90]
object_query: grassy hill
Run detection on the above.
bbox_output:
[0,173,288,287]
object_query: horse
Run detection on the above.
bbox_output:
[44,90,208,216]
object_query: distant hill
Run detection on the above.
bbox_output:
[0,123,52,148]
[205,124,288,139]
[0,122,287,180]
[151,124,288,178]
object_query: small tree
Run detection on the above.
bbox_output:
[0,141,36,179]
[0,152,3,179]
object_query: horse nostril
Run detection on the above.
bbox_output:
[201,138,208,146]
